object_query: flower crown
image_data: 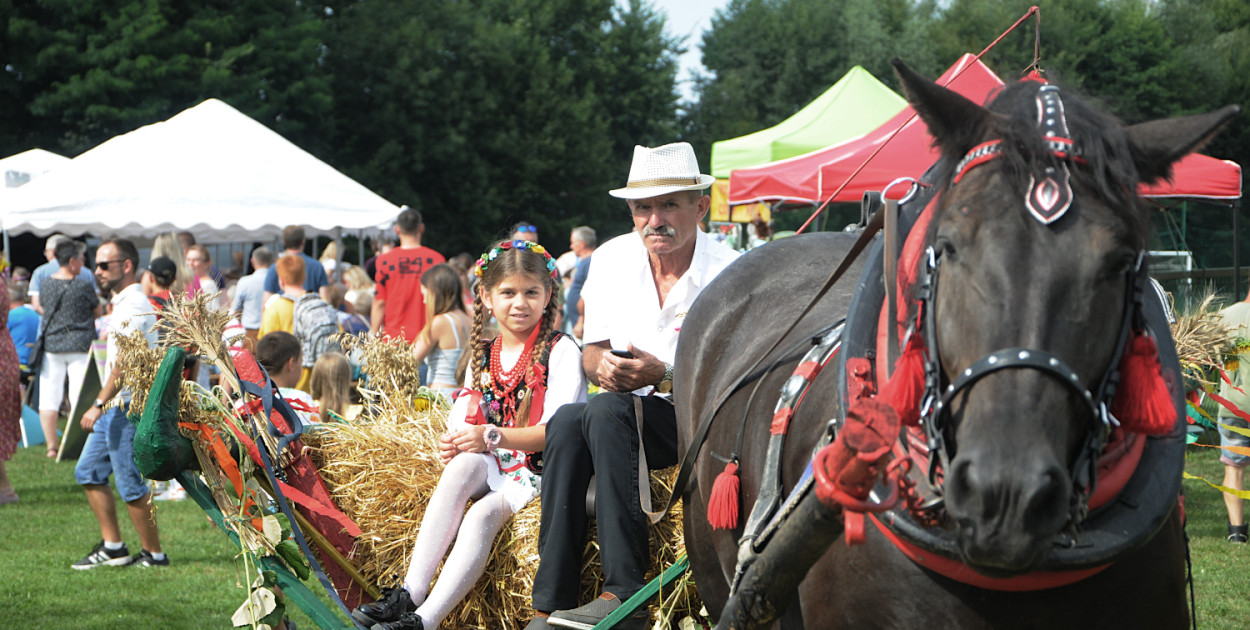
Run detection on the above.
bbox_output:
[474,239,560,282]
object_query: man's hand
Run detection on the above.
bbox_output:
[596,344,665,393]
[81,406,102,433]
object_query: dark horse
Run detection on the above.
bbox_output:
[675,60,1238,629]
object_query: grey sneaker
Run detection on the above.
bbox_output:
[71,540,132,570]
[523,615,554,630]
[548,594,648,630]
[127,549,170,567]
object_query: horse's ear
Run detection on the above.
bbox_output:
[1124,105,1241,183]
[891,58,992,160]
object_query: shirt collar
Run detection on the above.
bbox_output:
[110,282,143,305]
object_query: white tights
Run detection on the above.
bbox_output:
[403,452,513,629]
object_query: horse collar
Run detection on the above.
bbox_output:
[950,84,1083,226]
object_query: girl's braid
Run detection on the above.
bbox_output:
[516,276,562,427]
[530,278,561,371]
[468,291,489,385]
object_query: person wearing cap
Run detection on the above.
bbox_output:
[142,256,178,313]
[529,143,739,630]
[28,233,96,313]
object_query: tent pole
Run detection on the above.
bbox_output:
[1235,200,1242,300]
[358,230,365,266]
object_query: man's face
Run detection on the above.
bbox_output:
[512,229,538,243]
[629,192,708,257]
[94,244,126,293]
[569,234,586,257]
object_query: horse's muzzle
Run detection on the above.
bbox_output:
[945,452,1072,574]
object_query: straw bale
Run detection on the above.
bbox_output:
[306,404,701,629]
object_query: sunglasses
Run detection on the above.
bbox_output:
[95,259,125,270]
[515,225,537,233]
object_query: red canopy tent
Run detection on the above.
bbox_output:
[728,54,1241,206]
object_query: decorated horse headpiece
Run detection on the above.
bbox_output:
[880,79,1176,526]
[473,239,561,282]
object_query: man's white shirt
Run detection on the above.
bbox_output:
[581,229,739,394]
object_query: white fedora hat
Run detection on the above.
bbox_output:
[609,142,715,200]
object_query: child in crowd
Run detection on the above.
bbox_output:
[411,264,472,399]
[310,352,357,421]
[352,240,586,630]
[255,331,317,427]
[259,255,303,338]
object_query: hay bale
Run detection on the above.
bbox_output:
[306,404,701,629]
[1172,290,1232,387]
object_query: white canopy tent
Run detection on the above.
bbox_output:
[2,148,71,258]
[1,99,399,244]
[1,148,70,188]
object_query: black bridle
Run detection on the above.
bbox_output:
[912,242,1147,526]
[911,82,1152,527]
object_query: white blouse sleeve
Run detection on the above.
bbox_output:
[539,336,588,425]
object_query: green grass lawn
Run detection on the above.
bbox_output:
[1181,428,1250,630]
[0,442,349,629]
[2,429,1247,628]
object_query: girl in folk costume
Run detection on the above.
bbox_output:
[353,240,586,630]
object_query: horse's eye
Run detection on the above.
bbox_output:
[1107,250,1136,276]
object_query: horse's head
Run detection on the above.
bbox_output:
[892,59,1237,574]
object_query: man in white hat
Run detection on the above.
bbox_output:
[529,143,739,630]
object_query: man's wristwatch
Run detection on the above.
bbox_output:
[93,398,105,409]
[656,362,674,394]
[483,425,503,449]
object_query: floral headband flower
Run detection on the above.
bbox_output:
[474,239,560,281]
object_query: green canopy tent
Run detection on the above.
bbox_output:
[709,65,907,179]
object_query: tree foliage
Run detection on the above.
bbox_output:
[321,0,679,255]
[3,0,1250,263]
[1,0,332,157]
[681,0,938,160]
[1,0,679,256]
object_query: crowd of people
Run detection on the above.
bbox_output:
[0,140,742,629]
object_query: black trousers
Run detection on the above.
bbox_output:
[531,392,679,612]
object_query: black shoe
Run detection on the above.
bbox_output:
[71,540,132,570]
[372,612,424,630]
[352,586,415,626]
[127,549,170,567]
[1229,523,1248,543]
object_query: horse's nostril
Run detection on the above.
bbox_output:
[1022,466,1070,533]
[947,458,993,518]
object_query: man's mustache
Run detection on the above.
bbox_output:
[642,225,676,238]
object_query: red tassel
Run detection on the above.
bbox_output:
[707,462,741,530]
[1110,330,1175,435]
[879,339,925,426]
